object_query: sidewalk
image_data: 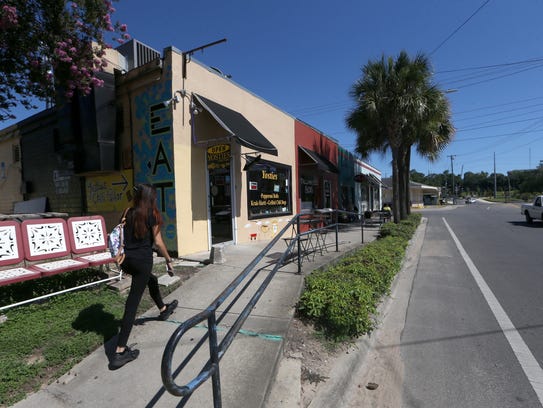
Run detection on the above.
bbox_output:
[12,224,380,408]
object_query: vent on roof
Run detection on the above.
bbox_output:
[115,39,161,71]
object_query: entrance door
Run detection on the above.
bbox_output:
[209,167,233,244]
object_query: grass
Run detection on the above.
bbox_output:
[0,266,181,407]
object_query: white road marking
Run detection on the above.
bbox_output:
[443,217,543,406]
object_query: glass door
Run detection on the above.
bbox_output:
[207,144,233,245]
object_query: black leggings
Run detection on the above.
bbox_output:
[117,257,165,348]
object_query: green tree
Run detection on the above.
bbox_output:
[0,0,128,121]
[401,82,454,215]
[347,51,453,221]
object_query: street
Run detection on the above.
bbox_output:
[402,202,543,407]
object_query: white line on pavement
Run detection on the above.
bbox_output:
[442,217,543,406]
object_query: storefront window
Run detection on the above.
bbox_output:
[246,160,292,219]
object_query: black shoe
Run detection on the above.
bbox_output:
[158,300,178,321]
[109,346,140,370]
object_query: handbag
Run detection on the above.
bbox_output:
[108,208,130,264]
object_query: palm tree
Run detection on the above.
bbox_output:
[346,51,454,221]
[401,85,454,216]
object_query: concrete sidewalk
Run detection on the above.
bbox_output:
[12,224,380,408]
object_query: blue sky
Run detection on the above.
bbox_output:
[5,0,543,178]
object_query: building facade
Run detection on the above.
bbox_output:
[0,39,382,256]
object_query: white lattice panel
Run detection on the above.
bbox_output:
[71,219,105,250]
[33,259,86,272]
[26,223,67,257]
[0,268,36,279]
[79,252,112,262]
[0,225,19,262]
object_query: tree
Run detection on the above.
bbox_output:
[347,51,453,222]
[402,83,453,215]
[0,0,129,121]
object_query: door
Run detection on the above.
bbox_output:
[207,144,233,245]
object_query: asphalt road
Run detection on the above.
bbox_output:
[402,201,543,408]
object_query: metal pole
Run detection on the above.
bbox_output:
[361,211,364,244]
[494,152,497,199]
[208,314,222,408]
[335,211,339,252]
[296,216,302,274]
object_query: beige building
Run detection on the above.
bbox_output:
[114,45,297,255]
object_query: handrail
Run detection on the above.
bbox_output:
[160,209,365,407]
[161,216,297,406]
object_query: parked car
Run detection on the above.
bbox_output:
[520,195,543,223]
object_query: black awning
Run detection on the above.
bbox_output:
[354,173,383,186]
[298,146,338,173]
[193,94,278,156]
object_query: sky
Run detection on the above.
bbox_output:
[4,0,543,178]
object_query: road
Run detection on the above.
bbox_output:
[402,201,543,407]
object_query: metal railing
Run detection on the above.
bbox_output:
[160,209,365,407]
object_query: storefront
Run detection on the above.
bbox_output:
[295,121,339,213]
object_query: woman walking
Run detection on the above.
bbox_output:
[109,183,178,370]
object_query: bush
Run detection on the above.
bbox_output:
[297,213,421,340]
[298,270,376,340]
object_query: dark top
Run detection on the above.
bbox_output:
[123,208,156,261]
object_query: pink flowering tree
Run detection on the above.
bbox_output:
[0,0,129,121]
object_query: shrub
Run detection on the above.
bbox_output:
[297,213,421,340]
[298,270,376,340]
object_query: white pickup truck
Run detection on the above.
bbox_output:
[521,195,543,223]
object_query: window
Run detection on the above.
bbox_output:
[12,144,20,162]
[246,160,292,219]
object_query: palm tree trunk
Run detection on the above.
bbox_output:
[405,147,412,215]
[391,147,401,223]
[397,148,408,220]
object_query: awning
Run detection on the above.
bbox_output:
[192,94,278,156]
[354,173,384,186]
[298,146,338,173]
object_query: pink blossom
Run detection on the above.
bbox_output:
[120,24,127,32]
[1,5,18,29]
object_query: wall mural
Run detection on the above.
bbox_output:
[133,76,177,251]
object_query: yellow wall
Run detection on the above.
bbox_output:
[168,49,296,254]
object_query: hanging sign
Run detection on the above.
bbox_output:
[207,144,231,169]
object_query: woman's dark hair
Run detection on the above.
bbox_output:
[132,184,163,239]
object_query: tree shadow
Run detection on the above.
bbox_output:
[72,304,120,356]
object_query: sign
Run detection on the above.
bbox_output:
[86,170,133,212]
[207,144,231,169]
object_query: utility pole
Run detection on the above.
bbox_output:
[494,152,497,199]
[447,155,456,197]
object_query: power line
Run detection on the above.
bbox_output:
[429,0,492,56]
[439,62,543,88]
[454,96,543,115]
[451,63,543,90]
[435,57,543,74]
